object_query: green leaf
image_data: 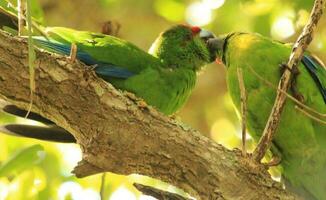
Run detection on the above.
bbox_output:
[0,144,45,177]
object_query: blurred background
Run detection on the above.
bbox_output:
[0,0,325,199]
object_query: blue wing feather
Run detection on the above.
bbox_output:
[94,65,135,79]
[33,37,135,79]
[302,55,326,104]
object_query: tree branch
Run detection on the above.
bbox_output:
[0,30,298,199]
[237,68,247,156]
[253,0,326,162]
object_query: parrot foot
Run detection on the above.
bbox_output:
[263,156,281,167]
[124,92,149,109]
[279,63,305,102]
[290,82,305,103]
[125,91,138,100]
[68,43,78,63]
[137,100,148,109]
[169,114,179,120]
[279,62,300,76]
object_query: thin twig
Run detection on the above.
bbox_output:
[24,0,36,118]
[237,68,247,156]
[295,106,326,125]
[100,173,106,200]
[3,0,49,39]
[69,43,77,63]
[252,0,326,162]
[248,66,326,119]
[17,0,25,36]
[133,183,193,200]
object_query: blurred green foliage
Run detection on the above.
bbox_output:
[0,0,325,199]
[0,144,44,177]
[1,0,44,23]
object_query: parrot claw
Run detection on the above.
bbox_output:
[137,100,148,108]
[125,91,138,100]
[279,63,292,74]
[169,114,179,120]
[279,63,305,103]
[263,156,282,168]
[279,62,300,77]
[291,84,305,102]
[125,92,149,109]
[68,43,77,63]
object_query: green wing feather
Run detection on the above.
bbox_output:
[43,27,161,73]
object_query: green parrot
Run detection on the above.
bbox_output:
[32,25,215,115]
[208,33,326,199]
[0,9,216,142]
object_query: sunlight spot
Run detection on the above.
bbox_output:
[58,181,82,200]
[210,119,238,149]
[81,189,101,200]
[272,175,281,182]
[110,187,136,200]
[186,2,212,26]
[0,181,9,200]
[202,0,225,9]
[139,195,158,200]
[317,42,324,49]
[34,179,41,186]
[271,15,295,40]
[58,181,100,200]
[9,181,19,192]
[55,144,82,176]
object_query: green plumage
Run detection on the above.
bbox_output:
[210,33,326,199]
[35,26,213,115]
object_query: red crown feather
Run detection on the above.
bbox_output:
[191,26,201,35]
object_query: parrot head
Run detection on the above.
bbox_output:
[149,25,216,70]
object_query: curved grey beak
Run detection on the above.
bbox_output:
[199,29,215,41]
[199,29,217,62]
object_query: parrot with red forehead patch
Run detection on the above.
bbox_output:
[32,24,216,114]
[0,10,216,142]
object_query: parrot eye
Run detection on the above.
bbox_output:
[191,26,201,35]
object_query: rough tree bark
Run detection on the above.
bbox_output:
[0,30,299,199]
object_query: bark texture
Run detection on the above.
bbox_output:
[0,31,298,200]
